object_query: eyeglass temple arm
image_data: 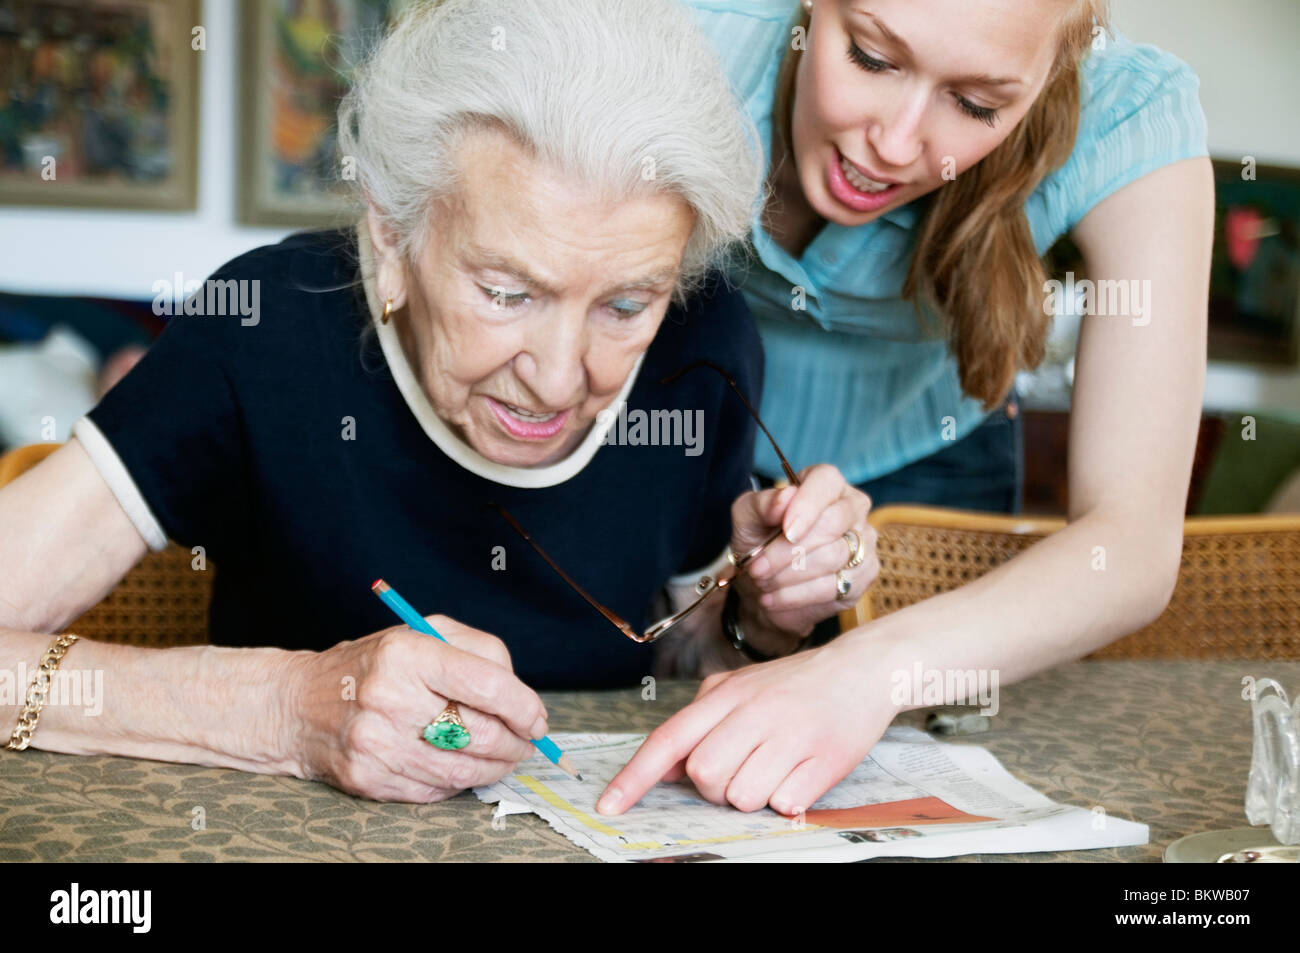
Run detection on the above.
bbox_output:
[489,503,642,642]
[642,575,729,643]
[641,523,785,643]
[658,359,801,487]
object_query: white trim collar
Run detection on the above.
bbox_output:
[355,222,642,489]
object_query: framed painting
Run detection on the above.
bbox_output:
[0,0,200,211]
[238,0,409,227]
[1209,159,1300,367]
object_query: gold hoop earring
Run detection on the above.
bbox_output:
[381,297,392,325]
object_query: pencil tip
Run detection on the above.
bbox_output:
[576,773,585,782]
[371,579,387,592]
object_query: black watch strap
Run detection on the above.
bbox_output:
[722,585,781,663]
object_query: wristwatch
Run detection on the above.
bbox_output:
[723,585,811,662]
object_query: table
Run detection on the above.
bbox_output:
[2,660,1294,862]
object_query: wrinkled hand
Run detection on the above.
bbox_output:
[596,634,897,816]
[287,615,548,802]
[729,464,878,640]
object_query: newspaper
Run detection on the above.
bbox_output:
[473,728,1147,862]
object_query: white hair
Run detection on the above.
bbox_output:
[337,0,764,304]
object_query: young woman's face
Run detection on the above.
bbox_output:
[792,0,1067,224]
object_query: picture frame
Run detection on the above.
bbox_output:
[1209,158,1300,367]
[237,0,408,227]
[0,0,201,211]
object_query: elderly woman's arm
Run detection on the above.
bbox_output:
[0,438,302,769]
[0,440,547,801]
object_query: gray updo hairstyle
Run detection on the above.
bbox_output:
[338,0,765,304]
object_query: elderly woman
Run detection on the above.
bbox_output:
[0,0,875,804]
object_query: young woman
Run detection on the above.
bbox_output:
[599,0,1213,816]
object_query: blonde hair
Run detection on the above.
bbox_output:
[774,0,1111,409]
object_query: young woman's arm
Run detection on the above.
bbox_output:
[856,155,1215,677]
[598,156,1215,816]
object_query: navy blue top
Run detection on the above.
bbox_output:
[83,229,763,689]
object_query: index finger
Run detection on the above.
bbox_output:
[783,464,848,544]
[595,689,735,815]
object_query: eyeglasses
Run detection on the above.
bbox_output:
[492,360,800,644]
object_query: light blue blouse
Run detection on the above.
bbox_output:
[681,0,1210,484]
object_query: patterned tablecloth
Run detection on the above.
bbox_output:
[2,660,1294,862]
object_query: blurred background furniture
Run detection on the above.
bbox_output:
[0,442,210,648]
[1022,409,1300,517]
[1021,411,1230,515]
[0,291,158,452]
[839,504,1300,659]
[1195,413,1300,515]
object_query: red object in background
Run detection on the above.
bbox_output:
[1225,206,1263,271]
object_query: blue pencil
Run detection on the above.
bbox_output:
[370,579,582,780]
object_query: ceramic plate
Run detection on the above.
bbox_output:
[1164,827,1285,863]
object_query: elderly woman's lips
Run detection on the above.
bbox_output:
[485,396,571,440]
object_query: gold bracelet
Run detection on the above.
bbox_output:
[6,633,81,752]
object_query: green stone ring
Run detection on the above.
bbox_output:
[423,701,471,750]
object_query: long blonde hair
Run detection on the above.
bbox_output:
[773,1,1110,409]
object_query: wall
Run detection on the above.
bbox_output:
[1111,0,1300,413]
[1113,0,1300,164]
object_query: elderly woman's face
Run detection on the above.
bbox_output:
[393,129,695,468]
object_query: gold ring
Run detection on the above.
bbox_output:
[423,701,471,750]
[842,530,865,570]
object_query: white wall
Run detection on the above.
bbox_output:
[1,0,1298,413]
[1111,0,1300,413]
[1113,0,1300,165]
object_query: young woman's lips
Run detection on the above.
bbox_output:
[826,147,903,213]
[486,396,571,440]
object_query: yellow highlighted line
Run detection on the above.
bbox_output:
[516,776,625,837]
